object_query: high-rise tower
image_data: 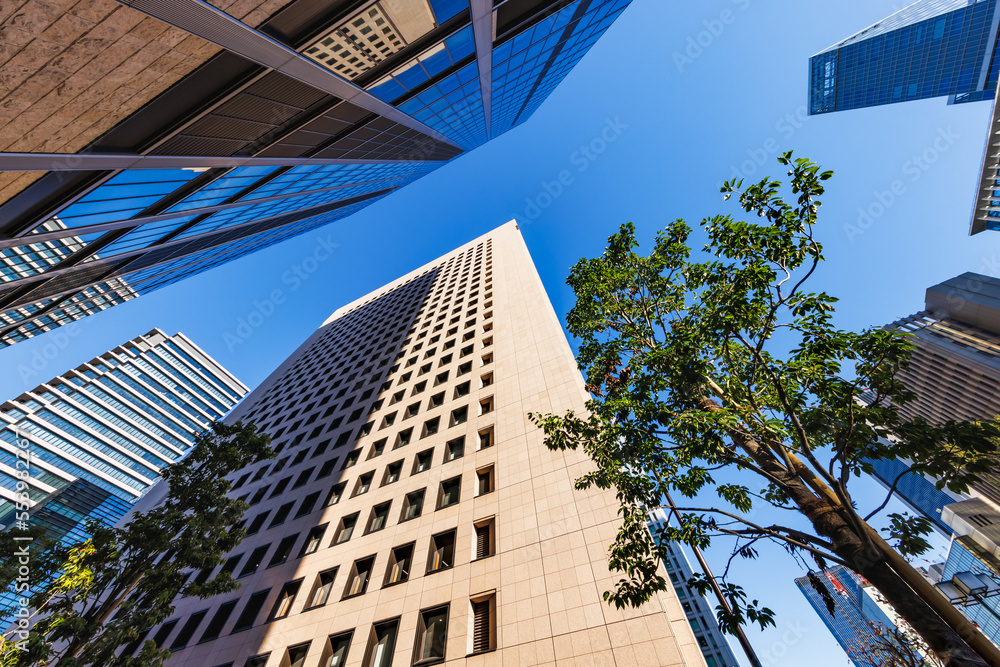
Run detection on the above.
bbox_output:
[0,328,247,543]
[126,222,706,666]
[0,0,633,345]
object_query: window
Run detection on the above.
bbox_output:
[325,631,353,667]
[269,476,291,498]
[383,543,414,586]
[231,588,271,633]
[246,510,270,536]
[470,594,496,654]
[368,438,386,459]
[476,466,494,496]
[244,653,270,667]
[481,353,493,366]
[474,518,495,560]
[362,618,399,667]
[333,513,358,545]
[427,530,456,573]
[238,545,269,578]
[437,476,461,509]
[419,363,432,375]
[296,491,320,518]
[444,437,464,462]
[477,426,494,450]
[317,457,338,479]
[366,501,391,534]
[413,606,449,664]
[389,390,404,405]
[454,382,470,398]
[394,427,413,449]
[285,642,310,667]
[382,460,403,486]
[412,380,426,395]
[353,471,374,496]
[480,373,493,388]
[400,489,425,522]
[248,486,269,506]
[422,417,439,437]
[169,609,207,650]
[460,344,473,357]
[429,392,445,408]
[199,600,237,642]
[344,556,375,598]
[343,450,361,468]
[306,567,338,609]
[269,501,294,528]
[413,449,433,474]
[325,482,346,506]
[299,524,328,557]
[433,371,449,386]
[478,397,493,415]
[482,336,492,348]
[457,362,471,376]
[404,402,421,418]
[267,580,301,620]
[268,534,299,568]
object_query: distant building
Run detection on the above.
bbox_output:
[807,0,1000,234]
[0,329,246,545]
[647,508,742,667]
[795,566,906,667]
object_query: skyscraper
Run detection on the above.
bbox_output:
[808,0,1000,115]
[0,328,247,544]
[0,0,633,346]
[795,566,913,667]
[646,509,741,667]
[126,222,706,666]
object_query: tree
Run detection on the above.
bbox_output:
[848,622,943,667]
[0,420,272,666]
[528,153,1000,667]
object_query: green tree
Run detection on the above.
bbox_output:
[529,153,1000,667]
[0,420,272,666]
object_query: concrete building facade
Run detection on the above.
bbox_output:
[125,222,706,667]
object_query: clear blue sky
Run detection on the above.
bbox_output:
[2,1,996,664]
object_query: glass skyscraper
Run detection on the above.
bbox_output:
[0,0,633,346]
[795,566,911,667]
[0,328,247,545]
[809,0,1000,114]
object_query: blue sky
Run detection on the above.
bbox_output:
[2,1,997,665]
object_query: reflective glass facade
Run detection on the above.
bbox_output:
[809,0,1000,114]
[940,536,1000,644]
[0,0,634,347]
[866,455,965,534]
[795,566,901,667]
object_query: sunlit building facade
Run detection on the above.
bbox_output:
[0,0,633,346]
[124,222,706,667]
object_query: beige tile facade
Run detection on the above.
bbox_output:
[132,221,704,667]
[0,0,294,205]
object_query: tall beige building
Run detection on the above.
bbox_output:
[129,221,703,667]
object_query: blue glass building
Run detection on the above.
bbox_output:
[809,0,1000,114]
[0,0,634,346]
[795,566,908,667]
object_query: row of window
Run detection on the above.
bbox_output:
[229,593,496,667]
[152,518,497,655]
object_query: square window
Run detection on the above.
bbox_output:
[444,437,464,462]
[476,465,494,496]
[400,489,425,522]
[343,450,361,469]
[480,373,493,388]
[353,471,374,497]
[413,449,433,474]
[419,363,432,375]
[382,460,403,486]
[434,371,449,386]
[450,406,468,426]
[368,438,386,459]
[413,605,449,664]
[479,397,493,416]
[307,567,338,608]
[366,501,392,534]
[422,417,440,437]
[395,427,413,449]
[269,502,294,528]
[389,390,405,405]
[426,529,456,573]
[478,426,494,450]
[343,556,376,599]
[299,523,328,557]
[454,382,470,398]
[412,381,427,395]
[361,618,398,667]
[481,353,493,366]
[405,402,421,419]
[333,513,358,545]
[325,482,346,506]
[429,392,445,408]
[437,476,461,509]
[384,543,414,586]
